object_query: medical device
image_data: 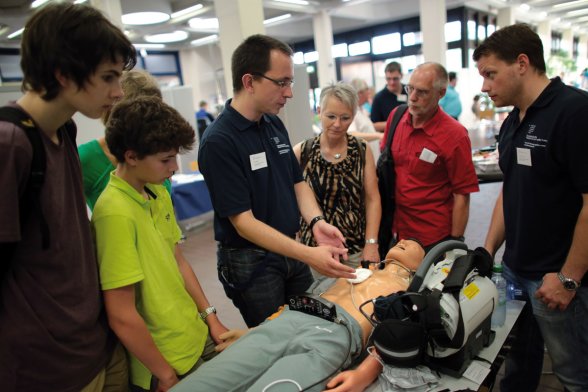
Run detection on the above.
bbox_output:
[369,240,499,377]
[288,293,338,322]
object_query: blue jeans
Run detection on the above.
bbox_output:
[502,263,588,392]
[217,245,314,328]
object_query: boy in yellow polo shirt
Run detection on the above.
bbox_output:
[92,96,228,391]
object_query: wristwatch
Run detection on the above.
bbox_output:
[557,272,581,291]
[199,306,217,320]
[365,238,378,245]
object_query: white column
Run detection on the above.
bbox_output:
[419,0,447,65]
[537,20,552,64]
[90,0,124,29]
[312,10,336,86]
[561,28,574,55]
[578,35,588,73]
[496,7,515,29]
[213,0,265,100]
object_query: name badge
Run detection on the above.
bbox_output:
[250,152,268,171]
[419,148,437,164]
[397,94,408,102]
[516,148,532,166]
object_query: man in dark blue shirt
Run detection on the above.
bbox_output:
[475,24,588,392]
[198,35,354,328]
[370,61,407,132]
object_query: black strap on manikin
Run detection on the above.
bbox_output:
[0,106,49,249]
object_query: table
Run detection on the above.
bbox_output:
[171,173,213,227]
[367,300,525,392]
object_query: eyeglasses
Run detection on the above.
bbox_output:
[404,85,431,98]
[386,76,401,82]
[251,72,294,88]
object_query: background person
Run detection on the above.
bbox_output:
[347,78,383,161]
[78,69,171,211]
[171,239,425,392]
[294,82,381,274]
[196,100,215,141]
[0,3,136,390]
[474,23,588,392]
[380,62,479,251]
[439,71,462,120]
[197,34,354,328]
[93,97,228,392]
[370,61,407,132]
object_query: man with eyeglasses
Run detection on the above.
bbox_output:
[380,62,479,252]
[198,34,355,329]
[370,61,408,132]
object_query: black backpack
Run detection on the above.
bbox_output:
[376,104,408,260]
[0,106,76,250]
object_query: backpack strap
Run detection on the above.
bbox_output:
[0,106,50,249]
[299,137,315,170]
[382,104,408,156]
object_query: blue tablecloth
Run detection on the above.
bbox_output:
[171,173,213,221]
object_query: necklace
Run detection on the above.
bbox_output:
[333,153,342,159]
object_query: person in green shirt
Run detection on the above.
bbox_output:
[79,69,171,210]
[92,96,228,391]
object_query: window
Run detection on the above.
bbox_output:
[348,41,371,56]
[402,31,422,47]
[0,54,23,81]
[446,48,462,71]
[304,51,318,63]
[293,51,304,65]
[332,43,348,58]
[445,21,462,42]
[372,33,401,55]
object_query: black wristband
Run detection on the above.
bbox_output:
[450,235,465,242]
[309,215,325,231]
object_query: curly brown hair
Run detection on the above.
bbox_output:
[106,96,195,163]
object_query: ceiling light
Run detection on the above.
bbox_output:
[121,0,171,25]
[134,43,166,49]
[191,34,218,46]
[264,14,292,25]
[275,0,309,5]
[31,0,51,8]
[73,0,87,4]
[145,30,189,43]
[188,18,219,30]
[553,0,588,9]
[122,12,170,25]
[8,28,24,39]
[171,4,204,19]
[519,4,530,12]
[566,8,588,16]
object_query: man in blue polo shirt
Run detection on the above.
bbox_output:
[198,34,355,328]
[475,24,588,392]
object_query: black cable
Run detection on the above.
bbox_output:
[300,317,353,392]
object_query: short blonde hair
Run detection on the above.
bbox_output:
[102,69,162,124]
[319,82,358,116]
[350,78,368,93]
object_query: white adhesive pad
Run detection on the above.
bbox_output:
[347,268,373,284]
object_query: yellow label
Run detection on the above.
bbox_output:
[463,282,479,299]
[190,161,199,172]
[442,267,451,275]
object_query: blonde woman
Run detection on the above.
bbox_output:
[294,82,381,272]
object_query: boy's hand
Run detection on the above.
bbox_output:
[215,329,249,352]
[156,372,179,391]
[206,315,229,345]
